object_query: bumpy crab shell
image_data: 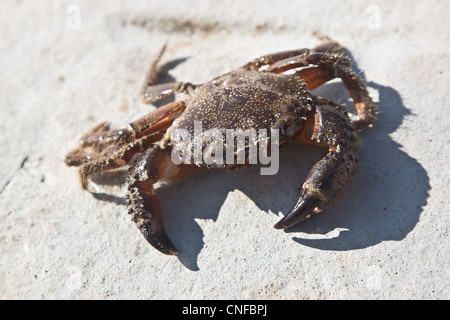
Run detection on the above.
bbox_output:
[66,35,375,255]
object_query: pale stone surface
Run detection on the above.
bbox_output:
[0,0,448,299]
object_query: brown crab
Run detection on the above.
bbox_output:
[66,35,375,255]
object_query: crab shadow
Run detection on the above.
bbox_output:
[281,49,430,250]
[284,80,430,250]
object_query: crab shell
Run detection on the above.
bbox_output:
[161,69,315,169]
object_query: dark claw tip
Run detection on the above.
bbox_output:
[139,221,178,256]
[273,221,286,230]
[274,191,324,229]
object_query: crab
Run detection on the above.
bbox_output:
[66,35,375,255]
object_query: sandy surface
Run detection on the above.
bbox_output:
[0,0,448,299]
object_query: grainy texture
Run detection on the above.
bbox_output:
[0,0,448,299]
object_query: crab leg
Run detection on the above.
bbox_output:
[126,145,179,255]
[141,43,167,92]
[130,101,185,137]
[66,101,186,189]
[310,33,346,55]
[242,48,310,70]
[140,43,197,104]
[333,68,376,130]
[246,36,376,130]
[278,43,375,130]
[266,51,351,73]
[296,64,376,130]
[241,34,346,72]
[274,100,361,229]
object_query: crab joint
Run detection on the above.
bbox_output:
[170,121,280,175]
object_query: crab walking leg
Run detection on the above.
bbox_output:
[78,127,134,151]
[314,36,376,130]
[311,35,345,55]
[274,101,361,229]
[129,100,186,138]
[64,122,114,158]
[72,100,186,152]
[65,101,186,189]
[266,51,351,74]
[242,34,344,71]
[294,66,335,91]
[296,64,376,130]
[258,35,347,73]
[75,146,142,189]
[256,38,375,130]
[336,68,376,130]
[140,43,167,92]
[140,43,197,104]
[242,48,310,70]
[66,136,142,189]
[126,145,178,255]
[78,121,111,149]
[141,82,197,104]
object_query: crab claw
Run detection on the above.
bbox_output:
[274,187,327,229]
[126,146,178,255]
[127,184,178,255]
[274,149,359,230]
[136,215,178,256]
